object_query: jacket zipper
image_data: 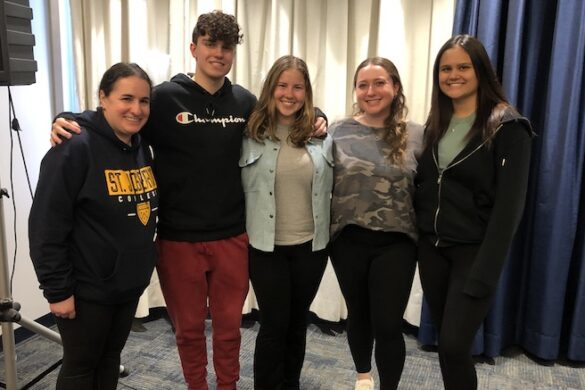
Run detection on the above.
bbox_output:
[431,124,503,246]
[433,168,443,246]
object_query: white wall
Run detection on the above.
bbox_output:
[0,0,54,323]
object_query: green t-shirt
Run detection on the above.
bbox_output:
[438,113,476,169]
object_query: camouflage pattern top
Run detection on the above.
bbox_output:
[329,118,424,241]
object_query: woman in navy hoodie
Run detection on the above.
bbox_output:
[29,62,158,390]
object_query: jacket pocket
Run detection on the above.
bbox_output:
[238,150,263,168]
[239,137,263,167]
[239,144,264,192]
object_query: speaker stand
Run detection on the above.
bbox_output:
[0,182,64,389]
[1,172,129,389]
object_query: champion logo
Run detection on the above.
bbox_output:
[176,112,193,124]
[175,112,247,127]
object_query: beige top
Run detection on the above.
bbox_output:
[274,124,315,246]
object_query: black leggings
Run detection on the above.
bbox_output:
[249,241,328,390]
[329,225,417,390]
[55,297,139,390]
[418,238,494,390]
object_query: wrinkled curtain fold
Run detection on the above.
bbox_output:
[68,0,454,124]
[418,0,585,362]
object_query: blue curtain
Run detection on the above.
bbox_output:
[418,0,585,361]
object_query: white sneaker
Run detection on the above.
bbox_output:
[354,377,374,390]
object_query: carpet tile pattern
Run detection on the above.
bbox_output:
[1,317,583,389]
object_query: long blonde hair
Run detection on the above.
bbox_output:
[246,55,315,147]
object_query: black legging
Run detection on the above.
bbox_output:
[249,241,328,390]
[55,297,139,390]
[329,225,417,390]
[418,237,495,390]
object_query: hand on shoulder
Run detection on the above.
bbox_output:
[51,117,81,147]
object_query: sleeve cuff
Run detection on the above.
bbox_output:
[462,278,493,298]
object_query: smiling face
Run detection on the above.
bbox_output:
[99,75,151,145]
[438,45,479,107]
[355,64,398,122]
[191,34,235,85]
[273,69,306,125]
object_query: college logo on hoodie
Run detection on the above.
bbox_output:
[104,167,158,226]
[136,202,151,226]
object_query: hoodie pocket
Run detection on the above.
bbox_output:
[103,247,157,293]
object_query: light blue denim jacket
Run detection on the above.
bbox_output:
[239,135,334,252]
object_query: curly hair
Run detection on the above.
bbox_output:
[246,55,315,147]
[353,57,408,165]
[192,10,243,46]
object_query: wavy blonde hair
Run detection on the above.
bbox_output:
[353,57,408,164]
[246,55,315,147]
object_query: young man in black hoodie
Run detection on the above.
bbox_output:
[51,11,325,390]
[146,12,254,390]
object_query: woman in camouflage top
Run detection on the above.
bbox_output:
[328,57,423,390]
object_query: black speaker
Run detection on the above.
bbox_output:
[0,0,37,86]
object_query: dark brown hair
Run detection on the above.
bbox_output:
[98,62,152,97]
[192,10,243,47]
[424,35,514,146]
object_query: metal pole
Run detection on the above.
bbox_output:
[0,183,18,390]
[18,317,61,344]
[0,178,125,387]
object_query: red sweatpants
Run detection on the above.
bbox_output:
[156,234,249,390]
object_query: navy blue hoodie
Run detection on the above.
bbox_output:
[29,109,158,304]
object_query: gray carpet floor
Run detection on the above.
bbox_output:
[2,317,584,389]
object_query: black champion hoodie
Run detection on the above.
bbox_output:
[141,74,257,242]
[29,109,158,304]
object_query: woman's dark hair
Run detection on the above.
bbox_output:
[353,57,408,164]
[246,55,315,147]
[192,10,243,47]
[98,62,152,97]
[425,35,515,146]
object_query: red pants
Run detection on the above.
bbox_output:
[156,234,249,390]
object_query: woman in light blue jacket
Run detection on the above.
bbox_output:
[239,55,334,390]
